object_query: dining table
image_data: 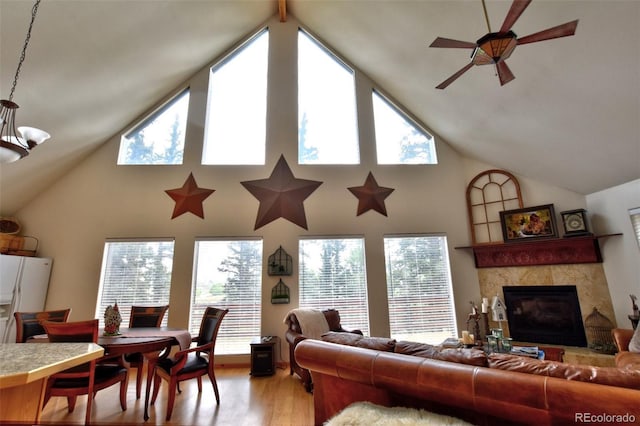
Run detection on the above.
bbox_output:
[31,326,192,421]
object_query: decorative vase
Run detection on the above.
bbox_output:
[104,302,122,336]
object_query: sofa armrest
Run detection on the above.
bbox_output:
[612,328,633,352]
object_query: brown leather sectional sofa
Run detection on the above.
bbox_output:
[295,334,640,425]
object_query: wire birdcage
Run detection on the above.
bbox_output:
[268,245,292,276]
[584,307,616,354]
[271,279,290,304]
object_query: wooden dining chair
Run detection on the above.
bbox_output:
[151,307,228,421]
[125,305,170,399]
[14,308,71,342]
[42,319,129,425]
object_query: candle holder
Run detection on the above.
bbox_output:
[466,313,481,346]
[487,335,498,353]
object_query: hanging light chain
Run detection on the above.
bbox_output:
[8,0,42,101]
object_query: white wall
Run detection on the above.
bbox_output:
[12,15,596,362]
[587,179,640,327]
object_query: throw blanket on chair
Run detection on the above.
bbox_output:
[284,308,330,340]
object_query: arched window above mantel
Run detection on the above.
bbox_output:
[466,170,523,245]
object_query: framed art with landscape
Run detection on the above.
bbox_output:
[499,204,558,243]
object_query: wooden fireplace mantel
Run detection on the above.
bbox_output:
[456,234,621,268]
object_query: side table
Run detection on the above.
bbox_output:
[250,336,279,376]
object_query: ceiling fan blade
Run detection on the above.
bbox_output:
[517,20,579,45]
[496,61,515,86]
[436,62,474,89]
[499,0,532,33]
[429,37,476,49]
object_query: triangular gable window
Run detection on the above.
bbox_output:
[118,89,189,165]
[373,90,437,165]
[298,29,359,164]
[203,30,268,165]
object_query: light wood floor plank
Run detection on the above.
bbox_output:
[39,365,314,425]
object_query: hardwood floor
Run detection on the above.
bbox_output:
[40,365,314,425]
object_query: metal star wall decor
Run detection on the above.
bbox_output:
[165,173,215,219]
[241,155,322,230]
[348,172,395,216]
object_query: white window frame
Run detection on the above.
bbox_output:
[383,234,457,344]
[298,236,369,335]
[118,89,189,165]
[298,28,360,165]
[202,29,269,165]
[192,238,263,355]
[96,239,174,327]
[372,89,437,165]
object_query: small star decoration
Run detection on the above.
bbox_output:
[348,172,395,216]
[241,155,322,230]
[165,173,215,219]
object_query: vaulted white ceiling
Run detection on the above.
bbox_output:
[1,0,638,215]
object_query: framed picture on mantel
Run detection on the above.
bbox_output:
[499,204,558,243]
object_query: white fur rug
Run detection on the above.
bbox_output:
[325,401,473,426]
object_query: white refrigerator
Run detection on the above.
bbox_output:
[0,254,52,343]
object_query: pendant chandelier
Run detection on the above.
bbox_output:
[0,0,49,164]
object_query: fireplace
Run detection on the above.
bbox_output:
[503,285,587,347]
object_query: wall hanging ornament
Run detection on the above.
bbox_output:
[165,173,215,219]
[241,155,322,230]
[271,279,290,304]
[268,245,293,276]
[347,172,395,216]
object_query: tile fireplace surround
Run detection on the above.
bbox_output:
[478,263,616,348]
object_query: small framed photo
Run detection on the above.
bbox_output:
[499,204,558,243]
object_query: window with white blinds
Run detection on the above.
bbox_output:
[299,237,369,335]
[384,235,457,344]
[96,240,174,327]
[192,239,262,355]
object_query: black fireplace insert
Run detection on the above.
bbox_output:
[503,285,587,347]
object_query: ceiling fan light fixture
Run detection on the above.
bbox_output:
[0,0,49,164]
[473,32,518,65]
[430,0,578,89]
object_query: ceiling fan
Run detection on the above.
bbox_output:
[430,0,578,89]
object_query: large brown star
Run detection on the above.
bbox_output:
[241,155,322,230]
[348,172,395,216]
[165,173,215,219]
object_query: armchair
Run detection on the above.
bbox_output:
[151,306,228,421]
[284,308,362,391]
[612,328,640,370]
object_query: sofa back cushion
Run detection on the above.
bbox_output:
[488,353,640,390]
[395,341,488,367]
[323,309,342,331]
[322,331,396,352]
